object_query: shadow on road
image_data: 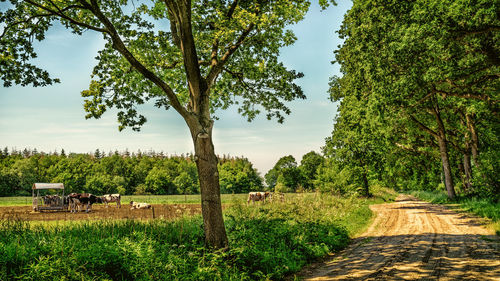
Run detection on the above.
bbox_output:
[294,196,499,280]
[297,233,499,280]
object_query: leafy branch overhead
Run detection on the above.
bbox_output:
[1,0,335,130]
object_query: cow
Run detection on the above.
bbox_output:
[130,201,151,210]
[68,193,101,213]
[101,194,121,208]
[247,192,272,204]
[42,195,58,206]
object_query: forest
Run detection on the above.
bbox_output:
[0,148,262,196]
[0,147,327,197]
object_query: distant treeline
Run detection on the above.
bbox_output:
[0,148,262,196]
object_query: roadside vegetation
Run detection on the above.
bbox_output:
[0,188,396,280]
[408,190,500,235]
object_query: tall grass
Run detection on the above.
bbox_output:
[0,190,396,280]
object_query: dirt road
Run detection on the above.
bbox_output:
[299,195,500,280]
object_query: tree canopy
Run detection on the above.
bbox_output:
[321,0,499,199]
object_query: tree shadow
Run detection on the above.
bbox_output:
[297,233,499,280]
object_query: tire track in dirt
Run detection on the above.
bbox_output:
[295,195,500,280]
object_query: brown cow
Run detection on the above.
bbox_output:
[247,192,272,204]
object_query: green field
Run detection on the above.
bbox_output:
[0,193,304,206]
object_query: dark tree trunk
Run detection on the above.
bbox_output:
[433,106,456,200]
[187,117,228,249]
[437,137,455,199]
[466,114,479,166]
[463,152,472,192]
[361,169,370,197]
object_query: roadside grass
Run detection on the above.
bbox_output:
[408,190,500,235]
[0,188,396,280]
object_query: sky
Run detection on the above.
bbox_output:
[0,1,351,175]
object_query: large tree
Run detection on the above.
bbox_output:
[0,0,335,248]
[328,0,498,199]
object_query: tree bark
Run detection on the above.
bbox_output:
[463,152,472,192]
[432,106,456,199]
[187,117,228,249]
[361,169,370,197]
[437,137,456,199]
[466,113,479,166]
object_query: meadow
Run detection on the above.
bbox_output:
[0,193,290,206]
[0,187,397,280]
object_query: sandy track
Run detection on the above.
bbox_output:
[298,195,500,280]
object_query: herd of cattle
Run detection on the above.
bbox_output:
[40,191,284,213]
[41,193,151,213]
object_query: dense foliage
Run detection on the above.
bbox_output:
[0,148,262,196]
[0,191,398,281]
[265,152,325,192]
[320,0,499,200]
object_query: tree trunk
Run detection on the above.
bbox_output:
[432,101,456,199]
[463,152,472,192]
[437,137,456,199]
[361,169,370,197]
[187,117,228,249]
[432,104,456,200]
[466,113,479,166]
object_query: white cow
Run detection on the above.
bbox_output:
[102,194,121,208]
[247,192,272,204]
[130,201,151,210]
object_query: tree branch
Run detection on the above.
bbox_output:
[226,0,239,19]
[206,23,255,89]
[24,0,108,33]
[435,89,493,103]
[81,0,189,119]
[409,114,439,138]
[1,13,53,39]
[164,0,206,116]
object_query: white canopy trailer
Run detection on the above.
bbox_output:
[32,183,66,212]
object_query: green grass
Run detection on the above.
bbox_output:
[0,196,33,206]
[408,190,500,235]
[0,193,308,206]
[0,189,396,280]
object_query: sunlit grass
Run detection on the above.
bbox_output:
[0,188,397,280]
